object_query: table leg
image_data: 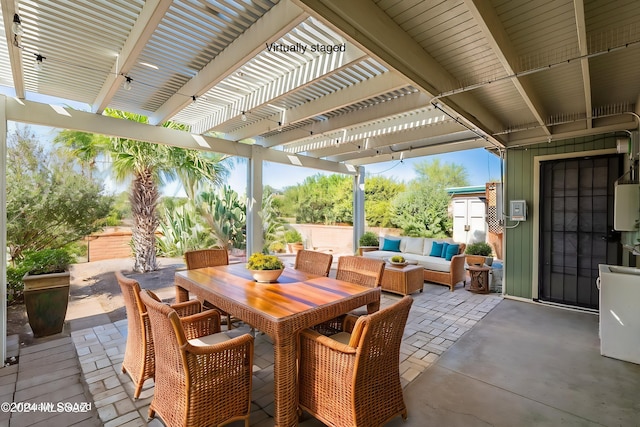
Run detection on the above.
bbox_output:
[175,285,189,303]
[273,334,298,427]
[367,298,380,314]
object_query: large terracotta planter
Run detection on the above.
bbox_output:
[288,243,304,254]
[250,269,284,283]
[23,271,70,337]
[465,255,486,266]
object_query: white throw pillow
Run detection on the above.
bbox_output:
[404,237,424,255]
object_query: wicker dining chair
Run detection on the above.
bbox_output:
[335,255,385,288]
[313,256,385,335]
[115,271,202,399]
[294,249,333,277]
[140,289,254,427]
[179,248,235,330]
[298,295,414,427]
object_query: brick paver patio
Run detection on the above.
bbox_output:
[68,283,502,426]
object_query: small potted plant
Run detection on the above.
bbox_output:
[246,252,285,283]
[358,231,379,255]
[268,241,286,254]
[464,242,493,266]
[284,229,304,253]
[21,248,76,337]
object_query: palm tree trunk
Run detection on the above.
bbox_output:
[131,168,159,272]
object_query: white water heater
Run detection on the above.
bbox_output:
[613,183,639,231]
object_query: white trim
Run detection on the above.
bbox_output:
[502,294,538,304]
[502,295,599,315]
[532,148,618,299]
[3,96,355,175]
[1,95,7,364]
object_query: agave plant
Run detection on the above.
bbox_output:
[156,200,214,257]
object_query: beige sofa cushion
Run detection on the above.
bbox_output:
[404,237,424,255]
[415,255,452,273]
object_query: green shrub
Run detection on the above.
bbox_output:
[6,264,30,304]
[358,231,379,247]
[465,242,492,256]
[22,248,76,275]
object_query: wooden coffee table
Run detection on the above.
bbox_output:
[381,264,424,295]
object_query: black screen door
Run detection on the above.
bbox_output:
[538,154,622,309]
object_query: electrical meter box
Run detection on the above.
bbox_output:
[510,200,527,221]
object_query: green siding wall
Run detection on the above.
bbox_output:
[504,133,619,299]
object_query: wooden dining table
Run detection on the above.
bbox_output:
[174,263,381,427]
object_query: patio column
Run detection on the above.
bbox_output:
[246,145,264,256]
[353,166,365,253]
[1,96,7,364]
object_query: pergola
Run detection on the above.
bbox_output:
[2,0,640,361]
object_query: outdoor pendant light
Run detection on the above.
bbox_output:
[12,14,24,36]
[34,54,45,71]
[123,76,133,91]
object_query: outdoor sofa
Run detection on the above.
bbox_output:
[362,235,466,291]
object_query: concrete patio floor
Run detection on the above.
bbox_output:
[3,269,639,426]
[386,298,640,427]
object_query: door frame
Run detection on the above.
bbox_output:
[531,148,618,300]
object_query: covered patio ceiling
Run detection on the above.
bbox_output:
[1,0,640,169]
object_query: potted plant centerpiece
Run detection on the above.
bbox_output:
[247,252,285,283]
[358,231,380,255]
[464,242,493,266]
[22,248,75,337]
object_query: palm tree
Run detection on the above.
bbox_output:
[57,109,229,272]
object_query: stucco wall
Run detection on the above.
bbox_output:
[291,224,400,255]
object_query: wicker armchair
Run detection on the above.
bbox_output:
[115,271,202,399]
[140,289,254,427]
[294,250,333,277]
[298,296,413,427]
[179,248,235,330]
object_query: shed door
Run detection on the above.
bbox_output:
[538,155,622,309]
[452,198,487,244]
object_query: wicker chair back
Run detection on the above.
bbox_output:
[335,255,385,288]
[294,250,333,277]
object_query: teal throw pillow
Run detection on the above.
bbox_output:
[440,242,450,258]
[430,241,444,257]
[382,238,401,252]
[445,244,460,261]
